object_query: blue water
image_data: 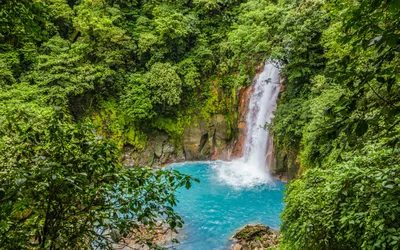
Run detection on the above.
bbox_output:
[167,161,285,250]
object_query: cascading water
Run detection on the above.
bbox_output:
[167,62,284,249]
[213,62,280,188]
[242,62,280,176]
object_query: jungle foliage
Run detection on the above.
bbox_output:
[225,0,400,249]
[0,107,196,249]
[1,0,399,249]
[0,0,243,146]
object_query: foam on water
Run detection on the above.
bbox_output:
[211,160,270,189]
[168,162,285,250]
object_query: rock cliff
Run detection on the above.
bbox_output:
[122,83,253,168]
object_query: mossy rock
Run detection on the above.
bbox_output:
[232,224,270,241]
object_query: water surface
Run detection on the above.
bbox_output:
[167,161,285,250]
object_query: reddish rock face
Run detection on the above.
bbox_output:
[231,84,254,158]
[231,63,266,159]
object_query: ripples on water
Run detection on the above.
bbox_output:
[167,161,285,250]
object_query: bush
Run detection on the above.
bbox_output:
[281,146,400,250]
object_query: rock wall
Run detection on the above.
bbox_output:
[182,114,232,161]
[122,113,236,168]
[122,133,185,168]
[121,77,256,168]
[231,85,253,158]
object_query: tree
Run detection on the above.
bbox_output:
[0,108,196,249]
[145,62,183,108]
[121,74,154,121]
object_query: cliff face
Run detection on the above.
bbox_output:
[231,85,253,158]
[181,114,232,161]
[122,84,253,168]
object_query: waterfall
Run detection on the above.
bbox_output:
[242,62,280,174]
[212,62,280,189]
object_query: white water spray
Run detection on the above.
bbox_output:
[213,62,280,188]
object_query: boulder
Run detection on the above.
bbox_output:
[230,224,280,250]
[154,141,163,158]
[231,243,242,250]
[163,142,175,154]
[232,224,270,241]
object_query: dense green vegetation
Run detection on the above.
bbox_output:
[227,0,399,249]
[0,0,399,249]
[0,0,243,148]
[0,108,195,249]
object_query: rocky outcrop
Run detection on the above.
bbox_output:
[113,223,178,250]
[122,114,233,168]
[230,224,280,250]
[122,133,185,168]
[182,119,209,161]
[180,114,233,162]
[270,150,301,182]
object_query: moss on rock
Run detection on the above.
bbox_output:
[233,224,271,241]
[231,224,280,250]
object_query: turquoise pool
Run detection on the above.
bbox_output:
[167,161,285,250]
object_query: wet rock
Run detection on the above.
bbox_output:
[141,146,155,166]
[160,142,175,164]
[213,114,229,141]
[182,120,209,160]
[113,223,177,250]
[122,104,237,165]
[160,153,169,164]
[163,142,175,154]
[210,114,232,160]
[232,84,253,158]
[122,145,138,167]
[152,134,168,159]
[233,224,270,241]
[182,115,233,161]
[230,224,280,250]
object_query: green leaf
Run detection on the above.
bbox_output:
[15,178,27,186]
[169,221,176,229]
[355,120,368,136]
[0,188,5,200]
[387,36,399,48]
[110,228,120,243]
[389,0,400,12]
